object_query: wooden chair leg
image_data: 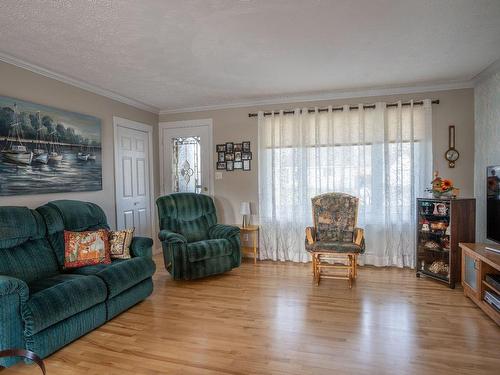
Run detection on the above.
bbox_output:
[316,254,321,285]
[348,254,353,288]
[354,254,357,279]
[312,253,316,277]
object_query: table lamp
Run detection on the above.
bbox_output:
[240,202,251,228]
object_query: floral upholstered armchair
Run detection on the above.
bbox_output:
[305,193,365,287]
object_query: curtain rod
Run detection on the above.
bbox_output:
[248,99,439,117]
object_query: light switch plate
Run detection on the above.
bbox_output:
[215,172,223,180]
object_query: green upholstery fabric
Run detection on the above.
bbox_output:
[0,276,29,367]
[305,241,364,253]
[130,236,154,258]
[26,303,106,359]
[23,275,107,336]
[190,256,233,279]
[106,278,153,320]
[187,239,231,262]
[157,193,217,243]
[208,224,241,268]
[159,229,187,243]
[157,193,241,280]
[0,208,59,283]
[71,257,155,298]
[37,200,110,267]
[0,200,155,368]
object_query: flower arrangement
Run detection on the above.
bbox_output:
[427,171,459,198]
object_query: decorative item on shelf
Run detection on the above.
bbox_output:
[421,219,430,232]
[216,141,252,171]
[432,202,448,216]
[445,225,451,236]
[426,171,459,198]
[444,125,459,168]
[428,260,449,275]
[240,201,251,228]
[430,221,447,231]
[424,240,440,250]
[441,237,450,250]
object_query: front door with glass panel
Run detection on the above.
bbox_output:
[161,123,212,195]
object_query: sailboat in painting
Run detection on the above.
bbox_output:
[32,111,49,164]
[77,143,90,161]
[47,131,63,163]
[1,104,33,165]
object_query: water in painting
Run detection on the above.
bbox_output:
[0,95,102,195]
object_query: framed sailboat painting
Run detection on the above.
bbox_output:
[0,95,102,196]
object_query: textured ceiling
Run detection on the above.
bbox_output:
[0,0,499,112]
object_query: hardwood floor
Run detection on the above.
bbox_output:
[3,254,500,375]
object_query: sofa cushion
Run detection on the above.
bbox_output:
[156,193,217,243]
[70,257,156,298]
[63,229,111,269]
[37,200,110,267]
[187,239,231,262]
[305,240,364,253]
[23,274,107,336]
[109,228,134,259]
[0,208,59,283]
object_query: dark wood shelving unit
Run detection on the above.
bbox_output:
[416,198,475,288]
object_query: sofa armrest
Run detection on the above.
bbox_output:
[0,276,29,367]
[158,229,187,244]
[305,226,316,245]
[130,236,154,258]
[208,224,240,240]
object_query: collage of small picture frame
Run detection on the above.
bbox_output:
[216,141,252,171]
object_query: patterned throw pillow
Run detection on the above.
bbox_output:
[109,228,135,259]
[64,229,111,269]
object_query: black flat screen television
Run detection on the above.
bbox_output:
[487,165,500,244]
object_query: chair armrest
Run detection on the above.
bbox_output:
[0,276,29,368]
[354,228,365,246]
[158,229,187,244]
[208,224,240,240]
[0,275,29,299]
[305,226,316,245]
[130,236,154,258]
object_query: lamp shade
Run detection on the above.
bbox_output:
[240,202,251,216]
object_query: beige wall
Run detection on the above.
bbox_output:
[0,61,159,230]
[160,88,475,225]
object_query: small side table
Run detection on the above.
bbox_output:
[237,224,259,264]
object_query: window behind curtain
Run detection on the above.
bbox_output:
[258,101,432,266]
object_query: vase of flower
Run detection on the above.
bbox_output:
[427,171,458,198]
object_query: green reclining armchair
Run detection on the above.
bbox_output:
[156,193,241,280]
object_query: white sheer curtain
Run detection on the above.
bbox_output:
[258,100,432,267]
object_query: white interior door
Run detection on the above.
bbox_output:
[160,120,213,195]
[115,124,152,237]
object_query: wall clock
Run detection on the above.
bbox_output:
[445,125,459,168]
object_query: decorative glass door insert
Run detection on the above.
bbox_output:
[171,136,201,193]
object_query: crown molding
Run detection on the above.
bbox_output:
[159,80,474,115]
[0,51,159,114]
[472,58,500,85]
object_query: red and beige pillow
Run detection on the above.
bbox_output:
[63,228,135,269]
[64,229,111,269]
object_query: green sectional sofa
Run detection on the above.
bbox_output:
[0,200,155,367]
[157,193,241,280]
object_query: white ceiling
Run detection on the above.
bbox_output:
[0,0,499,113]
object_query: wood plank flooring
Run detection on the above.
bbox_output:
[3,254,500,375]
